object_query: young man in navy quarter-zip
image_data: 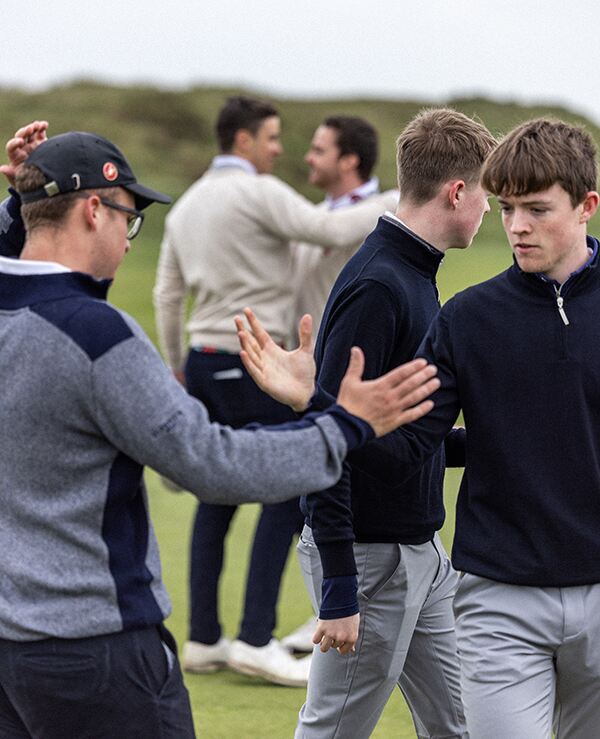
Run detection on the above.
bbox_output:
[239,108,496,739]
[240,118,600,739]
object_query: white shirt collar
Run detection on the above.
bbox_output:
[382,211,442,256]
[211,155,257,175]
[326,177,380,210]
[0,255,71,275]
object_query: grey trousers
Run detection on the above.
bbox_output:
[295,526,467,739]
[454,573,600,739]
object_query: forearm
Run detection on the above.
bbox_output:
[93,335,376,505]
[304,466,359,619]
[153,237,187,369]
[260,178,387,249]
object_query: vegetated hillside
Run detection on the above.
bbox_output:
[2,81,599,343]
[1,80,598,204]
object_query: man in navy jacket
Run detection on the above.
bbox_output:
[240,117,600,739]
[239,108,496,739]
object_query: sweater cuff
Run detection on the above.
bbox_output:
[324,404,375,451]
[308,383,336,412]
[319,575,359,620]
[317,539,357,579]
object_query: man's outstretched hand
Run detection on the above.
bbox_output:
[337,347,438,437]
[235,307,316,412]
[0,120,49,187]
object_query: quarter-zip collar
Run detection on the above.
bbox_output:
[378,215,444,279]
[508,236,600,298]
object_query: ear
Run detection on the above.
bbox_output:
[579,191,600,223]
[447,180,466,210]
[339,152,359,174]
[232,128,253,155]
[79,194,102,232]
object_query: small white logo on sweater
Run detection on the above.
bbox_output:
[212,368,243,380]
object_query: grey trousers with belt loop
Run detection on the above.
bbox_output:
[295,526,467,739]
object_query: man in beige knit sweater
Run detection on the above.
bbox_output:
[283,114,388,653]
[153,96,394,687]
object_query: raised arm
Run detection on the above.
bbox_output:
[257,177,397,251]
[1,121,49,258]
[0,120,49,187]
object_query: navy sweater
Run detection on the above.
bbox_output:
[0,192,24,258]
[301,216,448,598]
[388,236,600,586]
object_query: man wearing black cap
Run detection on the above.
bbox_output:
[0,129,440,738]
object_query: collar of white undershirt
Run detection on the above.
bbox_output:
[210,155,257,175]
[326,177,380,210]
[382,211,442,256]
[0,255,71,275]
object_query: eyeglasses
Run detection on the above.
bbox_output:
[98,198,144,240]
[74,193,144,240]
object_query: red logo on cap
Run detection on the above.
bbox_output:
[102,162,118,182]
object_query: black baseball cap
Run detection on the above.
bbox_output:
[19,131,171,209]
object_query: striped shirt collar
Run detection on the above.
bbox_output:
[325,177,380,210]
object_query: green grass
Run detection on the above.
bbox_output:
[145,470,466,738]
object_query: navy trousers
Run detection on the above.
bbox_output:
[185,350,304,647]
[0,626,195,738]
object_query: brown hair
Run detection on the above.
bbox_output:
[396,108,496,204]
[216,96,279,152]
[16,165,115,233]
[323,115,378,181]
[482,118,598,207]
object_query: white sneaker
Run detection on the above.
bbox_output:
[228,638,311,687]
[281,617,318,653]
[182,637,231,673]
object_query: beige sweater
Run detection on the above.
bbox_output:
[291,190,398,336]
[153,165,394,368]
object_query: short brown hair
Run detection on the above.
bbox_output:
[16,165,115,233]
[482,118,598,207]
[216,96,278,152]
[396,108,496,204]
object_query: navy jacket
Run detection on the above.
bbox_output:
[391,236,600,586]
[301,216,448,598]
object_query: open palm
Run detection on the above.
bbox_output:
[235,308,316,412]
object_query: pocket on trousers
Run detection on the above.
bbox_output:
[16,646,109,700]
[357,544,402,603]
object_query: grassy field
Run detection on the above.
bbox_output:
[7,81,600,736]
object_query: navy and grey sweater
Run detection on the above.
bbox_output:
[300,216,450,616]
[389,236,600,586]
[0,198,376,640]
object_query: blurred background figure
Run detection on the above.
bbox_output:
[153,96,391,686]
[283,114,390,653]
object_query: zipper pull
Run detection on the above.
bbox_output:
[557,295,570,326]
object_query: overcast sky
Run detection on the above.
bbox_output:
[4,0,599,125]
